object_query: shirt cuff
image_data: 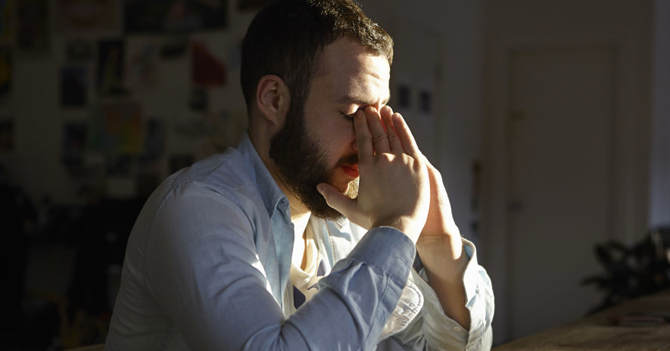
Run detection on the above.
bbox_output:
[346,226,416,286]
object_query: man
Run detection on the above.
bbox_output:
[105,0,494,350]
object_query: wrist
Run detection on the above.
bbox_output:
[372,216,420,243]
[416,235,466,282]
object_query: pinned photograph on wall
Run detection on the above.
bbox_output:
[17,0,50,54]
[0,119,13,152]
[0,47,11,102]
[60,66,88,107]
[238,0,273,11]
[126,37,160,91]
[88,103,143,154]
[125,0,227,34]
[0,0,14,44]
[54,0,120,33]
[191,40,226,87]
[62,121,87,168]
[66,39,93,61]
[97,39,128,96]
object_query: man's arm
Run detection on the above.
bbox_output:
[415,160,471,329]
[144,183,419,351]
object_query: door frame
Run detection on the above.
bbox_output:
[481,29,650,343]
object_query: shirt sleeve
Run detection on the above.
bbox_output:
[144,182,418,351]
[390,238,495,351]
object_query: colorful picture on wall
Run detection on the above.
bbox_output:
[125,0,227,34]
[88,103,143,154]
[126,37,160,91]
[60,66,88,107]
[62,121,87,167]
[17,0,49,54]
[55,0,120,33]
[97,39,127,96]
[191,40,226,87]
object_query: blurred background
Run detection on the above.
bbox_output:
[0,0,668,350]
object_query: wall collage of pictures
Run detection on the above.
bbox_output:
[0,0,271,200]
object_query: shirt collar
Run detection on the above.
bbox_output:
[236,132,290,219]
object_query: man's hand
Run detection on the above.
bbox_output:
[317,106,430,243]
[376,106,471,329]
[415,158,464,260]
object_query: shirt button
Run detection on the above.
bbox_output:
[453,326,462,332]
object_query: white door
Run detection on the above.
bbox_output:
[506,46,615,338]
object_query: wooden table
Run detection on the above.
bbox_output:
[493,290,670,351]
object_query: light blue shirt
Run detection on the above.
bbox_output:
[105,134,494,351]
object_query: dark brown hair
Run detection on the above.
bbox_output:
[240,0,393,115]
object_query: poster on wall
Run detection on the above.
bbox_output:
[125,0,227,34]
[88,103,143,154]
[97,39,127,96]
[60,66,88,107]
[17,0,49,54]
[191,40,226,88]
[125,36,160,91]
[54,0,120,33]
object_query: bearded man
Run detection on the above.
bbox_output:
[105,1,494,350]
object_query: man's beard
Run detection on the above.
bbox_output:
[269,106,358,220]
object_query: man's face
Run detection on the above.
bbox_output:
[270,37,391,219]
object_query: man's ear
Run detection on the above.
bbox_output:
[255,75,290,128]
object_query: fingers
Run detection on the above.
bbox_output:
[392,112,422,158]
[354,110,373,164]
[380,106,404,155]
[355,104,422,161]
[317,183,365,226]
[365,106,390,154]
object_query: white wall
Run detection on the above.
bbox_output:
[483,0,652,344]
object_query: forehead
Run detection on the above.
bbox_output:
[312,37,391,105]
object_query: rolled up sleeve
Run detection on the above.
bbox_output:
[391,238,495,351]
